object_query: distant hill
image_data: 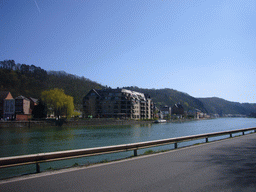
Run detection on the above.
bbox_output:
[1,60,256,115]
[198,97,256,116]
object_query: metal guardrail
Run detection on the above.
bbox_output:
[0,127,256,173]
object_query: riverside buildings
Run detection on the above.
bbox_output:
[0,91,38,121]
[83,88,154,119]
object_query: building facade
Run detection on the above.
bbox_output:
[160,105,172,118]
[15,95,31,115]
[172,103,184,117]
[0,91,15,120]
[28,97,38,113]
[83,88,153,119]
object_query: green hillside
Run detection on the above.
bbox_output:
[47,71,103,108]
[1,60,256,116]
[198,97,256,116]
[0,60,104,109]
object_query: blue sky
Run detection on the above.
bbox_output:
[1,0,256,103]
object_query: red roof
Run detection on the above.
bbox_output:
[0,91,13,100]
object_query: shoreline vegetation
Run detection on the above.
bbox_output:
[0,118,202,128]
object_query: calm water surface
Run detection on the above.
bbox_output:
[1,118,256,179]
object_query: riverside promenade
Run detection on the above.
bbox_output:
[1,133,256,191]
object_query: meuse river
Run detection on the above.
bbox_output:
[1,118,256,179]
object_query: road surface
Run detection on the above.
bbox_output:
[1,133,256,191]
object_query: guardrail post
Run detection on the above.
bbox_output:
[230,133,232,138]
[205,137,208,143]
[36,163,40,173]
[134,149,137,156]
[174,143,178,149]
[242,132,245,135]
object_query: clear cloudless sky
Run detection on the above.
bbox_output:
[1,0,256,103]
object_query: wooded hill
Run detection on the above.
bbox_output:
[198,97,256,116]
[0,60,103,110]
[1,60,255,115]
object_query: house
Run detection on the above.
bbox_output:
[152,106,163,119]
[187,109,201,119]
[28,97,38,113]
[160,105,171,118]
[83,88,154,119]
[172,103,184,117]
[0,91,15,120]
[15,95,31,121]
[157,110,164,119]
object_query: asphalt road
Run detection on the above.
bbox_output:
[1,133,256,192]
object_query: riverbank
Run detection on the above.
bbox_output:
[0,119,154,128]
[0,117,206,128]
[64,119,155,127]
[0,121,48,128]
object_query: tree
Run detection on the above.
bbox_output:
[41,88,74,119]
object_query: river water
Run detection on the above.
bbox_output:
[1,118,256,179]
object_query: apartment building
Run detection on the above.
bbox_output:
[83,88,153,119]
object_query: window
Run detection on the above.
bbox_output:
[10,103,14,112]
[5,102,9,112]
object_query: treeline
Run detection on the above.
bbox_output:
[0,60,47,98]
[0,60,103,109]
